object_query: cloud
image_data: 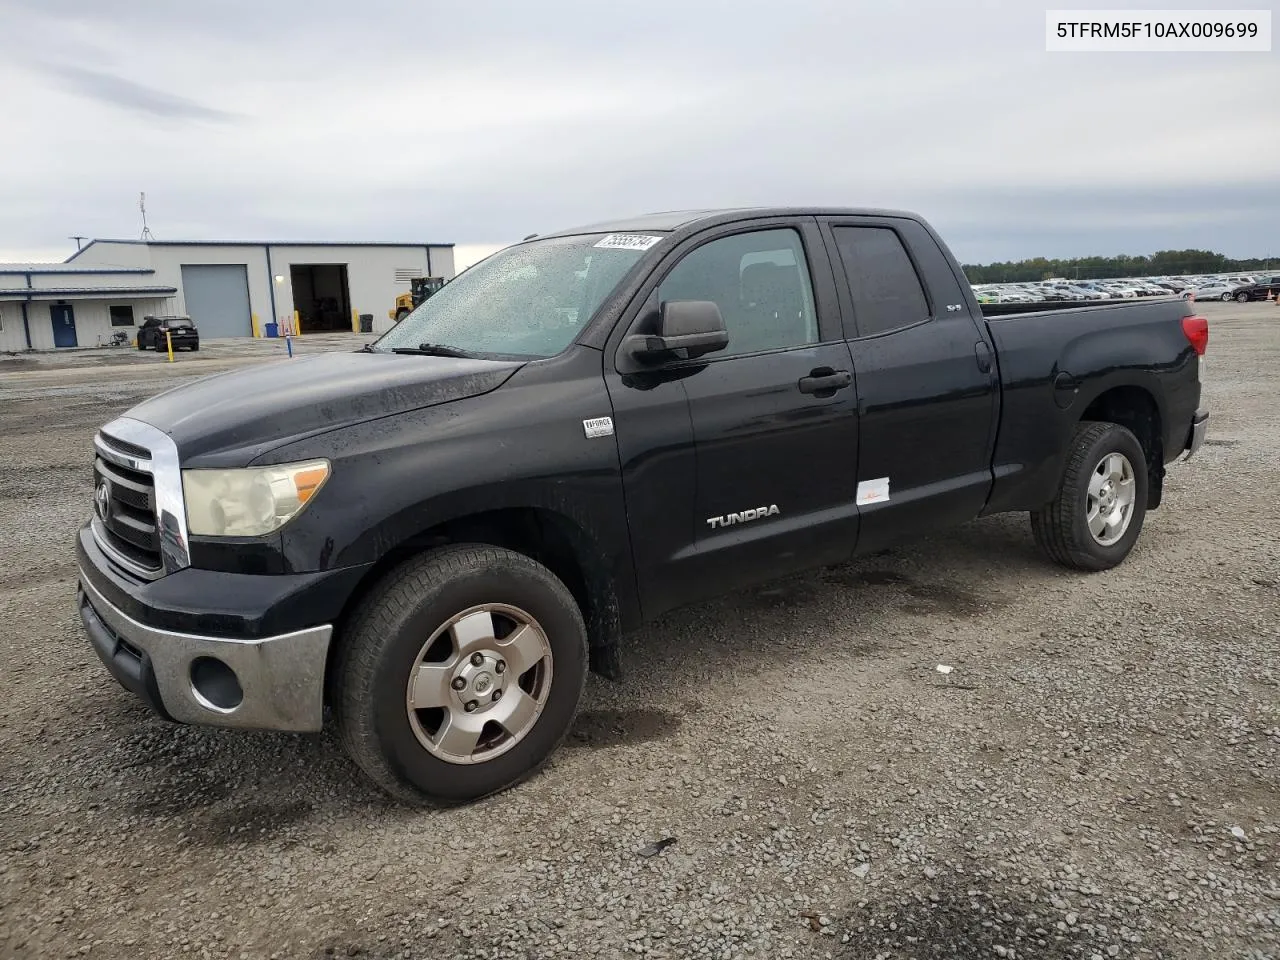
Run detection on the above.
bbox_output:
[0,0,1275,262]
[30,62,240,123]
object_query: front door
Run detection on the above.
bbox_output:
[50,304,78,348]
[606,220,859,617]
[821,217,998,555]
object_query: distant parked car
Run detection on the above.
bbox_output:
[137,315,200,352]
[1226,274,1280,302]
[1184,282,1240,302]
[1035,286,1072,301]
[1063,285,1107,300]
[1103,284,1139,299]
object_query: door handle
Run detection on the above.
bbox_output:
[974,341,993,374]
[798,367,852,396]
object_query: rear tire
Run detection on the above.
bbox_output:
[333,545,588,805]
[395,309,410,323]
[1236,291,1249,303]
[1030,421,1148,572]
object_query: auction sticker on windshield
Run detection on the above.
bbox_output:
[594,234,663,251]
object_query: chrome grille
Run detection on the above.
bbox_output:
[90,417,191,578]
[97,432,151,461]
[93,431,163,577]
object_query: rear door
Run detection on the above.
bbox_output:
[820,216,998,555]
[605,218,859,616]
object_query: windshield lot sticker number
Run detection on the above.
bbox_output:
[857,477,891,505]
[583,416,615,439]
[594,234,662,251]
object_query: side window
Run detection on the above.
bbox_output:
[658,228,818,358]
[832,226,930,337]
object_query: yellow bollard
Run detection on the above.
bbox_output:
[293,309,302,336]
[351,309,359,333]
[165,329,174,363]
[251,312,261,338]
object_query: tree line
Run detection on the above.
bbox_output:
[961,249,1277,284]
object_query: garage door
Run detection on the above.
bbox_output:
[180,264,252,339]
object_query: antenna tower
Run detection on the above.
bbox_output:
[139,192,156,241]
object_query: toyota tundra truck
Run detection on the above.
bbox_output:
[77,207,1210,805]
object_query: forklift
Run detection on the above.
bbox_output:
[389,276,446,323]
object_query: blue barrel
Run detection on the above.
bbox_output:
[264,322,279,338]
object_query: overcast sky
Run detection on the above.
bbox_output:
[0,0,1276,268]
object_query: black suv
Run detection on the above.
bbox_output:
[137,315,200,352]
[1232,275,1280,303]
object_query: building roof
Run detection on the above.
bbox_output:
[0,263,154,275]
[64,238,455,262]
[0,285,178,299]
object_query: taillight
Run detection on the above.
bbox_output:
[1182,316,1208,356]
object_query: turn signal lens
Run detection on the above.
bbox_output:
[292,467,329,505]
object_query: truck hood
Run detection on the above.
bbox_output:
[127,351,523,464]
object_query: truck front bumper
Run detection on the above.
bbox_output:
[75,525,369,733]
[79,572,332,731]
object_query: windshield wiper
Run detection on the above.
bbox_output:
[391,342,481,359]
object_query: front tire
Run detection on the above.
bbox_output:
[333,545,588,805]
[1236,291,1249,303]
[1221,292,1233,302]
[1030,421,1148,572]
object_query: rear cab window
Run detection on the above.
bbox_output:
[826,218,974,339]
[829,226,930,337]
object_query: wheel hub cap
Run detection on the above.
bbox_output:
[404,603,554,765]
[451,654,503,706]
[1086,451,1137,547]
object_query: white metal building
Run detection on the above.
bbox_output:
[0,239,455,352]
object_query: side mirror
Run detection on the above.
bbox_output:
[625,300,729,363]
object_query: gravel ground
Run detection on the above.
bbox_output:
[1,302,1277,960]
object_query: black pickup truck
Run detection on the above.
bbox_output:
[77,208,1209,804]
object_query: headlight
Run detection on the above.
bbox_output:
[182,460,330,537]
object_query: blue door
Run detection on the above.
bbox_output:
[50,304,78,347]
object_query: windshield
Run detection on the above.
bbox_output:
[374,233,657,359]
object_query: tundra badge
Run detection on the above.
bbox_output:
[706,504,780,529]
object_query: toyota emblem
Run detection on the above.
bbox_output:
[94,479,111,523]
